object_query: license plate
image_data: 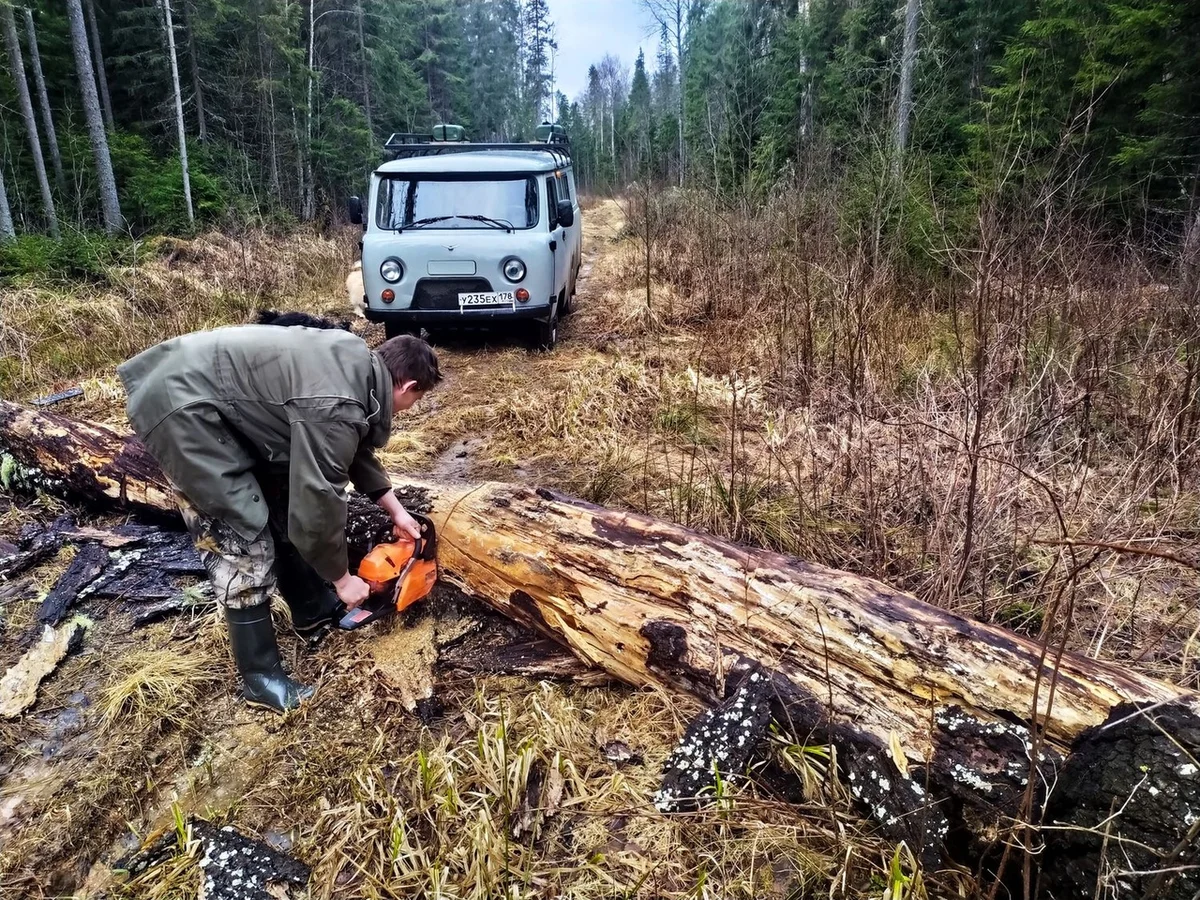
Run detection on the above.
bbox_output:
[458,291,514,308]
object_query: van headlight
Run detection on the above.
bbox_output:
[502,257,526,283]
[380,258,404,283]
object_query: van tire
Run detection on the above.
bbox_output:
[532,305,559,352]
[562,260,579,316]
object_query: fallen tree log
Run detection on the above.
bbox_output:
[2,399,1198,896]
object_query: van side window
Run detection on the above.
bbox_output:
[546,176,559,229]
[556,171,572,206]
[525,178,539,226]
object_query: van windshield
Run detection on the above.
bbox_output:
[376,176,539,230]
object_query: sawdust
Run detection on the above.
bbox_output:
[0,618,88,718]
[366,603,479,711]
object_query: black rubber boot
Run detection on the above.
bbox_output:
[225,605,315,712]
[273,543,343,636]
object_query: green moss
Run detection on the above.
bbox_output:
[994,599,1045,634]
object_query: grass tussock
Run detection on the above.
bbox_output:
[100,649,221,731]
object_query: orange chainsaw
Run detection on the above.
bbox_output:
[337,512,438,630]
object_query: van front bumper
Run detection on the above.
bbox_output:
[365,303,554,327]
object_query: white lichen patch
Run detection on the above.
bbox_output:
[849,752,949,844]
[78,548,145,601]
[1179,763,1197,777]
[951,763,994,793]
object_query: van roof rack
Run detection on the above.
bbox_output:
[383,135,571,167]
[386,132,433,145]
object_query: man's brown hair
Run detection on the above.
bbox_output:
[377,335,442,392]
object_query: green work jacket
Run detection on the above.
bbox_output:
[118,325,394,581]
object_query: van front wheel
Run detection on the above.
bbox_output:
[532,312,558,352]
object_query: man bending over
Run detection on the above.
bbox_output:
[119,326,441,712]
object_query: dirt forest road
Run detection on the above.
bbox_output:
[381,196,634,488]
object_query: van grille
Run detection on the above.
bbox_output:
[411,277,494,310]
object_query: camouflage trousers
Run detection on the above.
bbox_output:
[175,491,277,610]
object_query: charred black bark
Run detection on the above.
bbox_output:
[192,820,310,900]
[0,516,73,580]
[38,543,108,624]
[655,669,773,813]
[1041,702,1200,900]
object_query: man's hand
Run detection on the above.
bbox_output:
[378,490,421,540]
[333,572,371,608]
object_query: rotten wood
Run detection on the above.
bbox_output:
[0,620,87,718]
[31,387,83,407]
[2,400,1199,893]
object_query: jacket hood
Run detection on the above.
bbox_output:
[367,352,394,449]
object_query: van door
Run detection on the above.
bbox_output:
[558,169,581,285]
[545,175,566,303]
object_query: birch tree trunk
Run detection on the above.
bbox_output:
[609,100,615,161]
[0,164,14,240]
[66,0,122,235]
[798,0,812,143]
[291,93,306,217]
[82,0,114,132]
[303,0,316,221]
[160,0,194,225]
[674,0,684,185]
[22,8,66,196]
[180,0,207,142]
[356,0,373,140]
[893,0,920,168]
[1,1,59,238]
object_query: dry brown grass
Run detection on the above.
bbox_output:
[0,229,354,422]
[100,649,222,731]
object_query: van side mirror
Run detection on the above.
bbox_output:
[347,195,363,226]
[556,199,574,229]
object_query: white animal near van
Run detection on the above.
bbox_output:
[348,124,582,350]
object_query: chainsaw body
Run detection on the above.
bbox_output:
[337,512,438,630]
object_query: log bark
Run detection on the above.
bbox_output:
[2,400,1198,893]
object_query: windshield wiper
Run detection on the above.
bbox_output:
[456,214,515,232]
[403,214,515,232]
[404,216,455,230]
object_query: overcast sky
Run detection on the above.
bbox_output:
[545,0,659,101]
